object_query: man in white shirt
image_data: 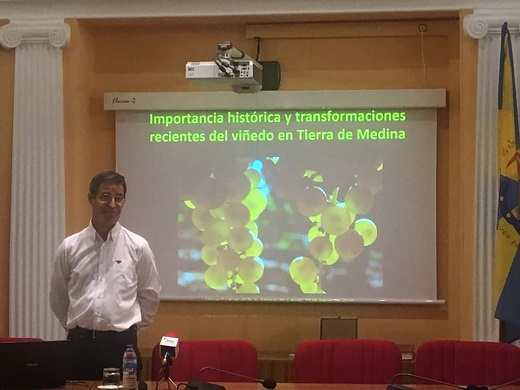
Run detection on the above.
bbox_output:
[49,171,161,378]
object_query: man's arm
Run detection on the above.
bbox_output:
[49,241,71,328]
[136,241,161,331]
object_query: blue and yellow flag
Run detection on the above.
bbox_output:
[494,22,520,342]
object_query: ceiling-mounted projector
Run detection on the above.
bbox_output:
[185,41,263,93]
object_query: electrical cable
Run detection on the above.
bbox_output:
[254,36,261,61]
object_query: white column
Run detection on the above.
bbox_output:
[463,10,520,341]
[0,19,69,340]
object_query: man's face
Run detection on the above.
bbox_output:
[88,182,126,229]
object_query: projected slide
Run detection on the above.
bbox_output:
[116,101,437,302]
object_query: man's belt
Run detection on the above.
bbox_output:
[68,324,136,339]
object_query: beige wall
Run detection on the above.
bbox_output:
[0,11,478,357]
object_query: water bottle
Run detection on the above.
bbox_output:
[122,344,138,390]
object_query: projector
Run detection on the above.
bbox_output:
[186,60,263,93]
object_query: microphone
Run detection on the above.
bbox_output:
[488,377,520,390]
[389,373,520,390]
[388,373,466,390]
[159,332,179,361]
[188,366,276,390]
[156,333,178,388]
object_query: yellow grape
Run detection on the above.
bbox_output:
[354,218,378,246]
[223,202,250,228]
[357,169,383,193]
[237,256,264,283]
[225,173,251,203]
[200,219,231,245]
[210,207,225,220]
[245,221,258,237]
[234,273,245,285]
[296,186,328,217]
[242,189,267,221]
[289,256,318,285]
[193,177,226,210]
[244,237,264,257]
[236,282,260,293]
[228,227,255,253]
[191,207,214,231]
[334,229,365,259]
[322,241,339,265]
[300,282,319,293]
[345,184,374,214]
[320,205,352,236]
[204,265,228,290]
[308,236,333,261]
[217,248,241,271]
[200,245,219,266]
[307,225,325,242]
[244,168,261,188]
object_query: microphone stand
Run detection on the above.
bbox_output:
[156,353,177,390]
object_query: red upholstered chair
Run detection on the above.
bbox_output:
[292,339,403,384]
[415,340,520,386]
[0,337,42,342]
[151,339,258,382]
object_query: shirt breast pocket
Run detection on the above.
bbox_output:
[109,258,138,295]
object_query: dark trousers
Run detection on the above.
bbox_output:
[67,325,143,380]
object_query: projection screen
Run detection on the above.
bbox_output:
[107,90,445,303]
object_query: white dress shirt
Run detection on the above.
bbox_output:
[50,221,161,332]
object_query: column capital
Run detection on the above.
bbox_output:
[0,19,70,49]
[463,10,520,39]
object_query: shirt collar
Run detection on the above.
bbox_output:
[88,220,121,242]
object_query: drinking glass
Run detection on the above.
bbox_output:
[102,367,121,388]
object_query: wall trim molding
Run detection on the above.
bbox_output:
[0,0,518,20]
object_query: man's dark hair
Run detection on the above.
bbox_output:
[89,171,127,196]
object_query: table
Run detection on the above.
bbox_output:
[62,382,482,390]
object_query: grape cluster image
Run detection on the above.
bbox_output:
[288,161,383,293]
[180,165,267,293]
[177,157,383,295]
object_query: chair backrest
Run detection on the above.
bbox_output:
[292,339,403,384]
[0,337,43,342]
[415,340,520,386]
[151,339,258,382]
